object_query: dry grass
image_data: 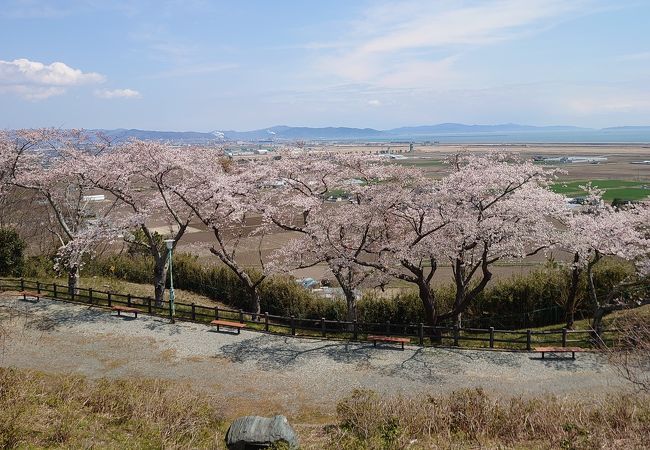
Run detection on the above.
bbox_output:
[607,313,650,394]
[327,388,650,449]
[0,368,225,449]
[1,367,648,449]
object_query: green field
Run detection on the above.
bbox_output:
[551,179,650,202]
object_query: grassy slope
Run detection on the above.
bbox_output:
[551,179,650,201]
[1,368,647,449]
[18,275,229,309]
[0,368,225,449]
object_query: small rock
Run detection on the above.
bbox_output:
[226,415,299,449]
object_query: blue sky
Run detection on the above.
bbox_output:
[1,0,649,131]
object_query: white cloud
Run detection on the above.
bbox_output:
[618,51,650,61]
[367,99,381,106]
[314,0,588,89]
[563,89,650,115]
[0,58,105,100]
[95,88,142,99]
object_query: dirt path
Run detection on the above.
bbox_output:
[0,295,629,420]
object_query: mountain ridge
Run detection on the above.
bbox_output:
[92,123,649,143]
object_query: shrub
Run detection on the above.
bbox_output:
[331,388,650,449]
[0,228,26,276]
[27,252,638,329]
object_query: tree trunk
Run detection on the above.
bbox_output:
[249,286,261,320]
[417,280,440,343]
[333,269,358,325]
[586,255,600,310]
[590,306,607,346]
[342,284,357,333]
[67,266,79,295]
[452,259,465,328]
[153,258,168,307]
[345,293,357,324]
[565,253,581,329]
[452,290,465,328]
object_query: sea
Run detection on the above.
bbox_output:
[377,129,650,144]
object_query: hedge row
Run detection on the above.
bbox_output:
[21,253,638,328]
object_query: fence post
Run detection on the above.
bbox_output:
[53,283,57,299]
[291,315,296,335]
[453,325,459,346]
[239,309,244,324]
[353,320,358,340]
[191,303,196,321]
[148,297,152,314]
[562,328,568,347]
[70,288,75,302]
[264,312,269,332]
[215,306,219,320]
[418,323,424,346]
[127,294,132,307]
[386,320,391,335]
[526,330,532,351]
[36,281,41,294]
[20,277,24,291]
[88,288,93,304]
[107,291,112,307]
[321,317,326,337]
[489,327,495,349]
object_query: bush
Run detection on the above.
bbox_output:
[36,252,638,329]
[0,228,26,276]
[21,255,56,278]
[331,388,650,449]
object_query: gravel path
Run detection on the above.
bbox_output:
[0,295,629,418]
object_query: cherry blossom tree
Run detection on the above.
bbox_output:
[434,154,566,327]
[8,129,123,293]
[345,164,450,327]
[259,156,392,322]
[164,148,270,317]
[83,140,194,305]
[0,129,57,203]
[557,186,650,329]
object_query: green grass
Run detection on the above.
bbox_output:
[551,179,650,202]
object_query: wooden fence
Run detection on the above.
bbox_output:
[0,277,616,350]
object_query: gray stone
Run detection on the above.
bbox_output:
[226,415,299,449]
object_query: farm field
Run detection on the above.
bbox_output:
[551,179,650,201]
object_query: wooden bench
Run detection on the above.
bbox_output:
[368,335,410,350]
[535,346,585,360]
[112,305,140,318]
[18,290,42,301]
[210,319,246,334]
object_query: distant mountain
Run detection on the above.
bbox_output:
[602,126,650,131]
[98,128,223,143]
[218,123,592,141]
[385,123,588,136]
[90,123,649,144]
[221,125,384,141]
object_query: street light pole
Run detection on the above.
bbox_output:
[164,239,175,323]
